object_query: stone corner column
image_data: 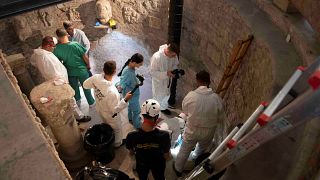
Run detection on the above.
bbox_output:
[30,80,91,172]
[6,53,35,96]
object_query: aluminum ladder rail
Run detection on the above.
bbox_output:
[185,57,320,180]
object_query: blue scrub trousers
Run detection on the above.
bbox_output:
[128,95,141,128]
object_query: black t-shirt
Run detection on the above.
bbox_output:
[126,128,171,163]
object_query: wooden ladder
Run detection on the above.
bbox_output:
[216,34,254,98]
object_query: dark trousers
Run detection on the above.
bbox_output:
[168,76,178,106]
[136,160,166,180]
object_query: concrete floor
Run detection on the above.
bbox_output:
[73,31,182,179]
[49,29,306,180]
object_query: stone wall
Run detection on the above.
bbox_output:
[253,0,320,66]
[0,0,169,55]
[291,0,320,39]
[0,50,71,179]
[0,0,169,84]
[178,0,301,126]
[110,0,170,51]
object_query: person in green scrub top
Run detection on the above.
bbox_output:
[53,28,95,106]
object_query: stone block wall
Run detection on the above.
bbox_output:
[110,0,170,52]
[253,0,320,66]
[0,51,71,179]
[178,0,272,125]
[0,0,169,84]
[291,0,320,39]
[178,0,301,126]
[0,0,169,55]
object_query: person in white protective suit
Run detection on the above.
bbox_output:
[83,61,133,147]
[150,43,179,115]
[30,36,91,123]
[173,70,227,177]
[157,115,185,147]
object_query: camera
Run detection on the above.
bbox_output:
[171,69,185,79]
[136,74,145,85]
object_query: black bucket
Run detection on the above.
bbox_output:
[84,123,115,164]
[75,165,133,180]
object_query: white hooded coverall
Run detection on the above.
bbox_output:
[30,48,84,119]
[150,44,179,110]
[174,86,226,172]
[30,48,68,82]
[83,74,128,147]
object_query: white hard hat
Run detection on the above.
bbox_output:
[141,99,161,117]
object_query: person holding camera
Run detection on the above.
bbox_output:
[150,43,179,115]
[168,69,185,107]
[118,53,144,129]
[173,70,226,176]
[83,61,133,147]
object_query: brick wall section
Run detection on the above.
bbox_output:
[178,0,301,126]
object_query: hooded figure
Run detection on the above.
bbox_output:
[173,70,227,176]
[150,44,179,115]
[83,61,132,147]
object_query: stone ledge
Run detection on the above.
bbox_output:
[0,50,71,179]
[251,0,320,65]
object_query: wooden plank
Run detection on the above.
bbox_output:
[216,35,254,98]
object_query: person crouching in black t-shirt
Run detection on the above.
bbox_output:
[126,99,171,180]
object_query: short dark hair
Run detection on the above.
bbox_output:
[167,43,180,54]
[196,70,211,86]
[42,36,54,47]
[56,28,68,37]
[103,61,117,75]
[63,21,73,29]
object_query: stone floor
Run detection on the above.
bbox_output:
[73,31,183,179]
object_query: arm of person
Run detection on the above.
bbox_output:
[126,133,135,155]
[80,31,91,54]
[120,70,135,94]
[74,43,90,68]
[181,91,194,117]
[163,132,172,161]
[164,152,171,161]
[83,76,94,89]
[106,92,132,116]
[129,149,135,156]
[150,54,168,80]
[82,53,90,68]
